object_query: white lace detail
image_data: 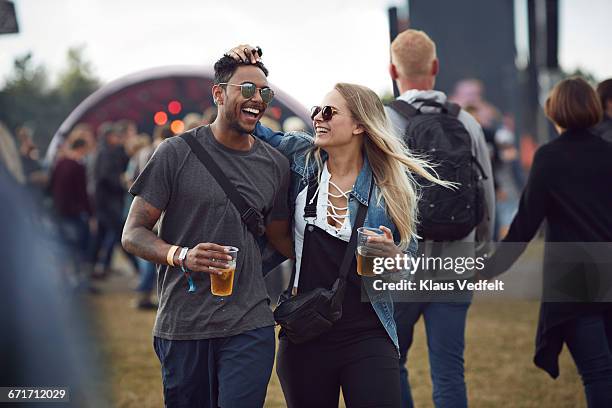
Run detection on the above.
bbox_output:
[326,176,351,231]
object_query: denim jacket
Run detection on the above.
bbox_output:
[255,123,417,352]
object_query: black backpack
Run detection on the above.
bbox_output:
[388,98,487,241]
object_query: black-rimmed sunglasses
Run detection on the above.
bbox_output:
[310,105,340,121]
[219,82,275,104]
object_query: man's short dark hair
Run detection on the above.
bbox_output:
[596,79,612,108]
[213,55,269,85]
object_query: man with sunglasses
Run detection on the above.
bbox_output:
[122,51,292,408]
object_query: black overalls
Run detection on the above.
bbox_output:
[276,179,401,408]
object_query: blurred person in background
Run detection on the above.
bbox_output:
[61,123,96,161]
[123,133,151,217]
[595,79,612,142]
[135,124,174,175]
[282,116,307,133]
[50,137,97,293]
[92,121,129,278]
[493,113,525,239]
[115,118,138,147]
[464,104,500,193]
[183,112,203,131]
[450,78,501,132]
[126,125,174,310]
[123,132,159,309]
[387,29,495,408]
[0,121,25,184]
[16,125,48,191]
[67,123,99,220]
[259,115,281,131]
[123,133,152,189]
[202,105,218,125]
[482,77,612,408]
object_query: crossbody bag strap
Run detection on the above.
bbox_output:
[181,130,264,237]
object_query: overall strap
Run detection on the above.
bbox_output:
[337,179,372,281]
[285,175,373,295]
[303,177,319,220]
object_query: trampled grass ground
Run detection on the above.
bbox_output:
[89,291,585,408]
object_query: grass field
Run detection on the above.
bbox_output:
[89,290,585,408]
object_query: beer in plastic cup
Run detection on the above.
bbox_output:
[210,246,238,296]
[356,227,384,277]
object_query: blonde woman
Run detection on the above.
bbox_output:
[228,46,448,408]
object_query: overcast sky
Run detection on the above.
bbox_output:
[1,0,611,109]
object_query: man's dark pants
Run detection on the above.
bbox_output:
[394,296,472,408]
[154,326,275,408]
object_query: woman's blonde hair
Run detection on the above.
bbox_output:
[306,83,451,249]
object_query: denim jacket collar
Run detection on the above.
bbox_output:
[293,148,373,207]
[351,153,373,207]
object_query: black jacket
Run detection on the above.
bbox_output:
[594,114,612,143]
[93,143,129,227]
[484,128,612,378]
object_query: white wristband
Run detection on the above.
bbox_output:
[178,247,189,269]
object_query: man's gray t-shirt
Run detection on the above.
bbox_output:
[129,125,290,340]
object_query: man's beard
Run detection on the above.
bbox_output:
[225,110,254,135]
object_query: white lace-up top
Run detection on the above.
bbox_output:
[293,163,352,288]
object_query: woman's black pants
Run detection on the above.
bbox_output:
[276,334,401,408]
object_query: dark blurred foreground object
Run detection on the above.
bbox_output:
[0,162,110,407]
[0,1,19,34]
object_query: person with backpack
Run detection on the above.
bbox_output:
[386,29,495,408]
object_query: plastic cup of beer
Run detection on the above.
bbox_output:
[356,227,384,277]
[210,246,238,296]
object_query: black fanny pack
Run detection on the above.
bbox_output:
[273,177,371,344]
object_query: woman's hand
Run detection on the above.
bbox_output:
[363,226,403,259]
[225,44,262,64]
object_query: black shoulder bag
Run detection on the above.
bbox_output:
[273,177,372,344]
[180,131,265,237]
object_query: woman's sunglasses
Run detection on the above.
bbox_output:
[310,105,340,121]
[219,82,275,104]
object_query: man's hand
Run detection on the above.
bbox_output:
[226,44,262,64]
[184,243,233,275]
